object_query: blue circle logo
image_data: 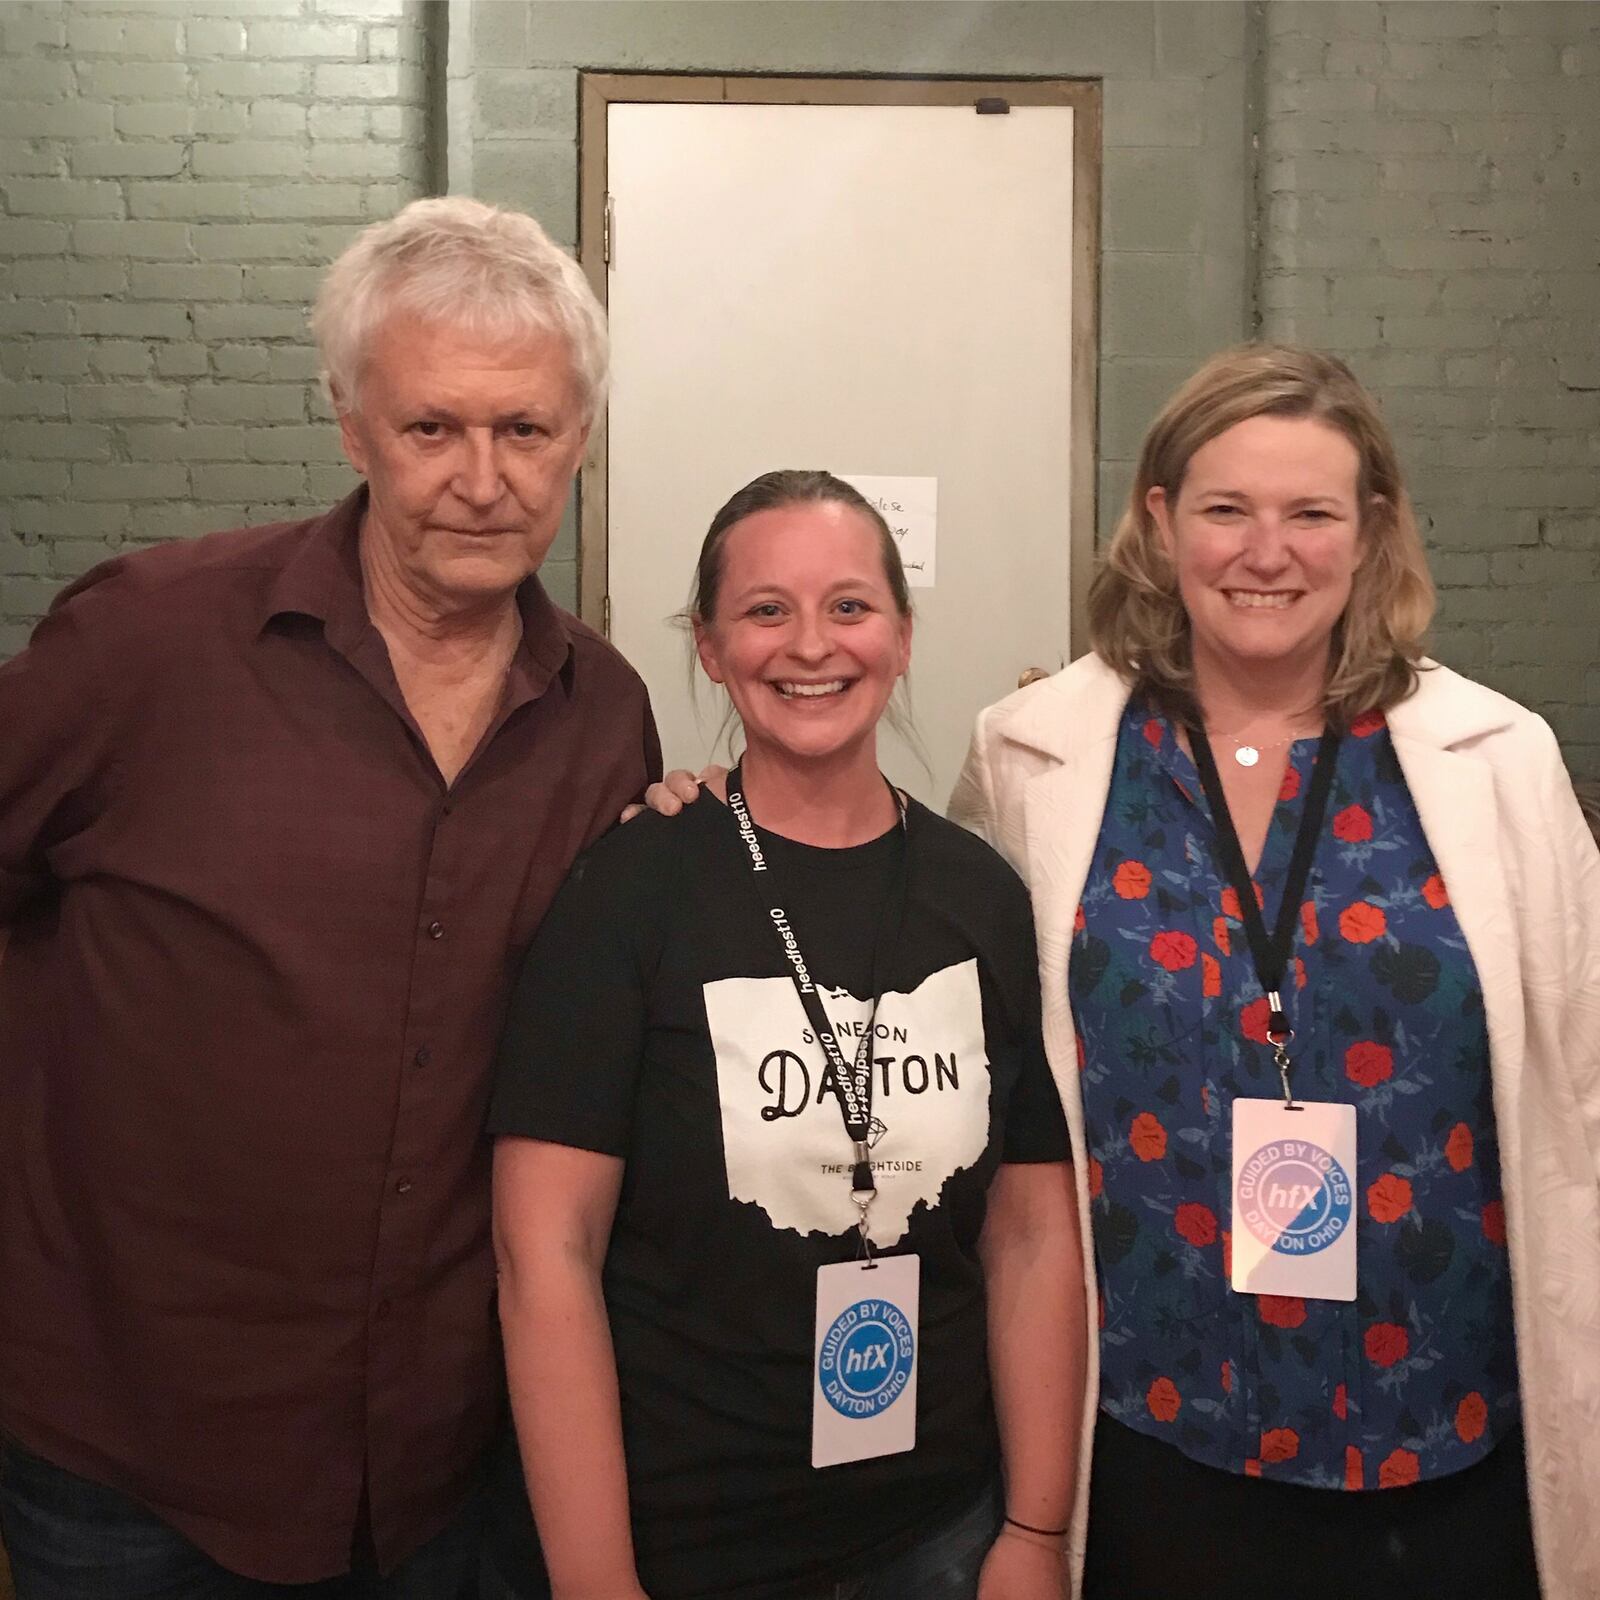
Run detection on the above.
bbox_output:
[818,1298,915,1418]
[1237,1139,1353,1256]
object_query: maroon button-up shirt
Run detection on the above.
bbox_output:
[0,492,660,1582]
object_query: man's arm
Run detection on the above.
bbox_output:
[0,576,126,930]
[494,1137,649,1600]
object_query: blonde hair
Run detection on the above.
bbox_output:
[1088,343,1435,727]
[313,196,608,421]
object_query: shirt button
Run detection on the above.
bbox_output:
[396,1178,413,1195]
[413,1046,432,1068]
[427,921,444,940]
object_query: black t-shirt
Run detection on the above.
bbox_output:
[486,793,1068,1599]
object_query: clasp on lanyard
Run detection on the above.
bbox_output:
[850,1138,876,1260]
[1265,989,1301,1110]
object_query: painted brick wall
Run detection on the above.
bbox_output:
[453,0,1259,612]
[0,0,435,656]
[1260,0,1600,777]
[2,0,1595,779]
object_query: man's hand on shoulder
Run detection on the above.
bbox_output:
[619,766,722,823]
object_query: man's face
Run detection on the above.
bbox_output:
[338,312,591,617]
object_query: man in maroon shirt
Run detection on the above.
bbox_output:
[0,198,659,1597]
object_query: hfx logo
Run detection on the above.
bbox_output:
[1237,1138,1353,1256]
[818,1297,914,1419]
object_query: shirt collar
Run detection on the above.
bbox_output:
[259,486,576,700]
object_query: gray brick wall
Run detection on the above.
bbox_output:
[1260,0,1600,777]
[0,0,435,656]
[2,0,1595,779]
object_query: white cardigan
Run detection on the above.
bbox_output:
[950,653,1600,1600]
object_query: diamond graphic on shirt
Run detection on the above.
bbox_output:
[703,958,992,1245]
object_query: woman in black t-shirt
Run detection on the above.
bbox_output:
[486,471,1085,1600]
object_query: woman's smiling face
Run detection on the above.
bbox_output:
[693,500,911,770]
[1146,413,1366,684]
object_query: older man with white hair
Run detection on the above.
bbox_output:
[0,199,659,1598]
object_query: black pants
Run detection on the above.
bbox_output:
[1082,1414,1541,1600]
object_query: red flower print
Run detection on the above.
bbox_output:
[1087,1156,1103,1199]
[1075,1033,1086,1073]
[1240,995,1273,1044]
[1332,1383,1348,1421]
[1201,952,1222,997]
[1221,1361,1232,1394]
[1294,956,1307,990]
[1220,882,1264,922]
[1421,872,1450,909]
[1364,1322,1409,1368]
[1349,710,1386,738]
[1146,1376,1181,1423]
[1098,1290,1106,1329]
[1243,1457,1262,1478]
[1130,1112,1167,1162]
[1212,916,1232,956]
[1222,1230,1233,1279]
[1445,1122,1473,1172]
[1175,1202,1218,1248]
[1482,1199,1507,1246]
[1339,901,1387,943]
[1378,1447,1420,1488]
[1260,1427,1300,1464]
[1113,860,1152,899]
[1366,1172,1413,1224]
[1333,803,1374,843]
[1300,899,1319,945]
[1345,1040,1394,1088]
[1345,1446,1364,1490]
[1456,1391,1488,1444]
[1143,717,1164,749]
[1073,903,1087,933]
[1150,930,1198,971]
[1258,1295,1306,1329]
[1279,763,1302,801]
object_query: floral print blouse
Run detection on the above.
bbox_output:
[1075,700,1518,1491]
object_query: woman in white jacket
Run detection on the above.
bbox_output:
[951,344,1600,1600]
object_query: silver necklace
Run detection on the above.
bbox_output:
[1209,725,1317,769]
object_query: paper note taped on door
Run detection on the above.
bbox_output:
[839,474,937,589]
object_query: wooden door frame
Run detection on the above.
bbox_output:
[577,72,1102,655]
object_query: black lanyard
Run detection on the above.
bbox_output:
[724,764,908,1208]
[1188,723,1341,1104]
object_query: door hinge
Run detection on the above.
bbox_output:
[602,593,612,637]
[603,194,615,266]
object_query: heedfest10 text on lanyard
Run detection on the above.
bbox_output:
[725,765,922,1468]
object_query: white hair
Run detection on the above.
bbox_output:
[312,196,609,421]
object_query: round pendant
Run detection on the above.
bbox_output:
[1234,745,1261,768]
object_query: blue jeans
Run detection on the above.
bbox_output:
[822,1479,1002,1600]
[0,1438,481,1600]
[479,1478,1001,1600]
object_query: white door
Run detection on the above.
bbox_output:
[604,98,1079,807]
